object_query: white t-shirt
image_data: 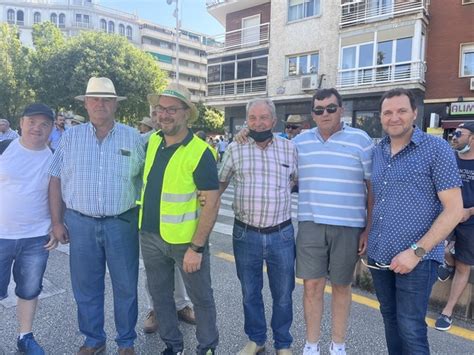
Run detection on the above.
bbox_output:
[0,139,52,239]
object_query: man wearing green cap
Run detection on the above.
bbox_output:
[138,83,220,355]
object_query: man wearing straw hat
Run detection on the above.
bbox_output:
[138,82,220,355]
[49,77,144,355]
[281,114,308,140]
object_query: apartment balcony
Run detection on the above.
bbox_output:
[337,60,425,88]
[72,21,94,29]
[340,0,428,28]
[206,0,269,25]
[207,76,267,98]
[207,22,270,56]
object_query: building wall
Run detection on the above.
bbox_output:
[425,0,474,99]
[268,0,340,99]
[225,3,270,32]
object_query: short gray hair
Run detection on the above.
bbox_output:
[0,118,9,126]
[246,98,277,120]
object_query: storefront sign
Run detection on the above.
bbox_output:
[450,101,474,115]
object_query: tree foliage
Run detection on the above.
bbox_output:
[0,24,35,127]
[193,102,224,133]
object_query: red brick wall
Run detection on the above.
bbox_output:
[425,1,474,99]
[225,3,271,32]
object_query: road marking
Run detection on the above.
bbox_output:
[214,251,474,341]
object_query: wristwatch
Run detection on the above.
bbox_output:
[411,243,426,258]
[189,242,205,254]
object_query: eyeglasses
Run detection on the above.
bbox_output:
[156,106,187,115]
[453,130,471,138]
[312,105,339,115]
[285,124,301,130]
[360,258,391,271]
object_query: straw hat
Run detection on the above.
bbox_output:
[139,116,154,129]
[147,83,198,122]
[75,77,126,101]
[283,114,306,124]
[71,114,85,124]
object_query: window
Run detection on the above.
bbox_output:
[34,12,41,24]
[119,24,125,36]
[354,111,382,138]
[58,13,65,28]
[83,15,89,24]
[50,13,57,26]
[126,26,132,39]
[7,9,15,24]
[76,14,82,23]
[100,19,107,32]
[287,53,319,76]
[288,0,320,22]
[108,21,115,33]
[462,0,474,4]
[16,10,24,25]
[461,43,474,76]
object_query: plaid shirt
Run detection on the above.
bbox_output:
[49,122,145,217]
[219,136,297,228]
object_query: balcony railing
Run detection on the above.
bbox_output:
[72,21,94,29]
[340,0,427,27]
[207,23,270,55]
[206,0,227,8]
[337,61,425,88]
[207,77,267,97]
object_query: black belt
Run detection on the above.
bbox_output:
[72,207,138,222]
[234,218,292,234]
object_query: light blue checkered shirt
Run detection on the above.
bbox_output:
[48,122,145,217]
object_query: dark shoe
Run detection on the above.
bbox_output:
[77,344,106,355]
[17,333,45,355]
[118,347,135,355]
[143,309,158,333]
[437,264,455,282]
[177,305,196,325]
[161,348,184,355]
[435,314,453,331]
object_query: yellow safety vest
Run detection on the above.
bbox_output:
[138,133,210,244]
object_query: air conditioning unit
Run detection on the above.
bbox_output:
[301,75,318,91]
[470,77,474,91]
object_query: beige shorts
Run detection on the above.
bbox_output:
[296,221,362,285]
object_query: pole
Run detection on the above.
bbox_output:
[175,0,180,84]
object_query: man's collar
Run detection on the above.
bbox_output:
[158,128,194,146]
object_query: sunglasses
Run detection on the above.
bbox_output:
[453,130,471,138]
[312,105,339,115]
[285,124,301,130]
[360,258,391,271]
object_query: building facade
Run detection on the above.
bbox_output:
[206,0,433,138]
[0,0,214,100]
[424,0,474,137]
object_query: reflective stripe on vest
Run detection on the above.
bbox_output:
[138,132,209,244]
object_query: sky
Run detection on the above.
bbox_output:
[99,0,224,36]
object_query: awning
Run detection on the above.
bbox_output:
[441,119,474,129]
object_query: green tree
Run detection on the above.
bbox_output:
[0,24,35,127]
[193,102,224,133]
[30,27,167,125]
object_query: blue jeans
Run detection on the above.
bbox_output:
[369,259,438,355]
[140,231,219,354]
[232,222,295,350]
[0,236,49,300]
[65,209,139,348]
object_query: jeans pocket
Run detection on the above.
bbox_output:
[279,224,295,242]
[232,224,247,241]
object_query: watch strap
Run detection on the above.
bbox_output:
[189,242,205,253]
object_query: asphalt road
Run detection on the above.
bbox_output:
[1,187,473,354]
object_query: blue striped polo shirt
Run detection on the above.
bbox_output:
[293,124,374,228]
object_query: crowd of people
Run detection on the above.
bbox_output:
[0,77,472,355]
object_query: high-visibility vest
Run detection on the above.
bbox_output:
[138,133,209,244]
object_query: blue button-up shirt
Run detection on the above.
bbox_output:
[49,122,145,217]
[368,127,462,264]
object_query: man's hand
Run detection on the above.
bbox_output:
[358,229,368,256]
[234,127,250,144]
[183,248,202,273]
[197,190,206,207]
[52,223,69,244]
[390,248,420,274]
[44,234,59,251]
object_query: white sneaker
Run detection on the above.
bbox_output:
[329,343,346,355]
[303,343,320,355]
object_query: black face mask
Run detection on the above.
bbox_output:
[248,129,273,142]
